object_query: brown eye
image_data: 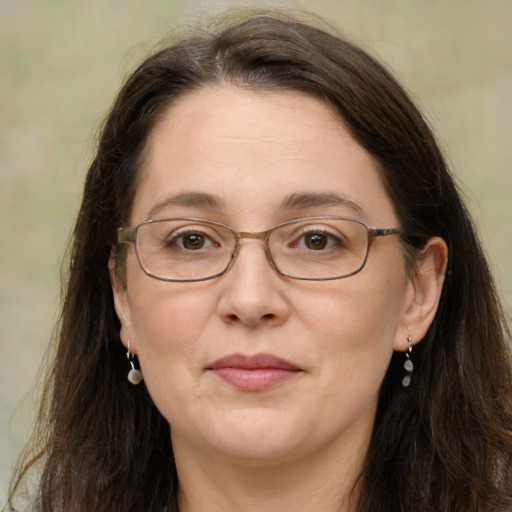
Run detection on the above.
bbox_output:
[181,233,206,250]
[304,233,329,250]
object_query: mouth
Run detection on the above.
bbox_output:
[207,353,303,391]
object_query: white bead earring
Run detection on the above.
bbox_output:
[126,340,143,385]
[401,335,414,387]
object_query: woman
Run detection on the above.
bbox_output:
[8,12,512,512]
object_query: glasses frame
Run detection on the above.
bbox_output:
[117,216,403,282]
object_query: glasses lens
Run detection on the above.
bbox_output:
[136,219,235,281]
[269,218,368,279]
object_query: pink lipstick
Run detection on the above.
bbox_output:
[208,353,302,391]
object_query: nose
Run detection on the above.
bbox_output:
[216,239,291,328]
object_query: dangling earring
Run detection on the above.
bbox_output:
[126,340,143,385]
[401,335,414,387]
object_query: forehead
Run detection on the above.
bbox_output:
[132,85,397,227]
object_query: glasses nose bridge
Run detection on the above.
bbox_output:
[231,228,275,269]
[237,229,269,241]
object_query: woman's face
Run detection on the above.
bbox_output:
[113,85,415,465]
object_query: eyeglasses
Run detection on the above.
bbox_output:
[117,216,403,282]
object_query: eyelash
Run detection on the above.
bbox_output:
[288,227,345,250]
[165,228,220,250]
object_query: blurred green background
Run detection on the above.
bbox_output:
[1,0,511,502]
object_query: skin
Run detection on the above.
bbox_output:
[112,85,447,512]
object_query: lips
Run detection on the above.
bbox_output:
[207,353,302,391]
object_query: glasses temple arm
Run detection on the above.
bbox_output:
[117,227,137,244]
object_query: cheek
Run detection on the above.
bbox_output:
[299,263,407,386]
[126,283,222,428]
[127,279,218,380]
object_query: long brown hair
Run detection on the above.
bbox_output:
[8,12,512,512]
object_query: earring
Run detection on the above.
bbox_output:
[126,340,143,385]
[401,335,414,388]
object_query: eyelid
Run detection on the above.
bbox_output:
[166,224,221,241]
[288,221,346,237]
[171,223,217,233]
[166,222,234,248]
[295,223,341,232]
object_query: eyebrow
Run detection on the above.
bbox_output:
[145,190,365,220]
[278,192,365,217]
[145,192,225,220]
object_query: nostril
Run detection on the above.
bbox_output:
[225,312,275,324]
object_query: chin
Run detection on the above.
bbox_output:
[191,408,312,463]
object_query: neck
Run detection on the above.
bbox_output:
[173,432,368,512]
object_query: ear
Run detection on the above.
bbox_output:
[108,252,135,352]
[393,236,448,351]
